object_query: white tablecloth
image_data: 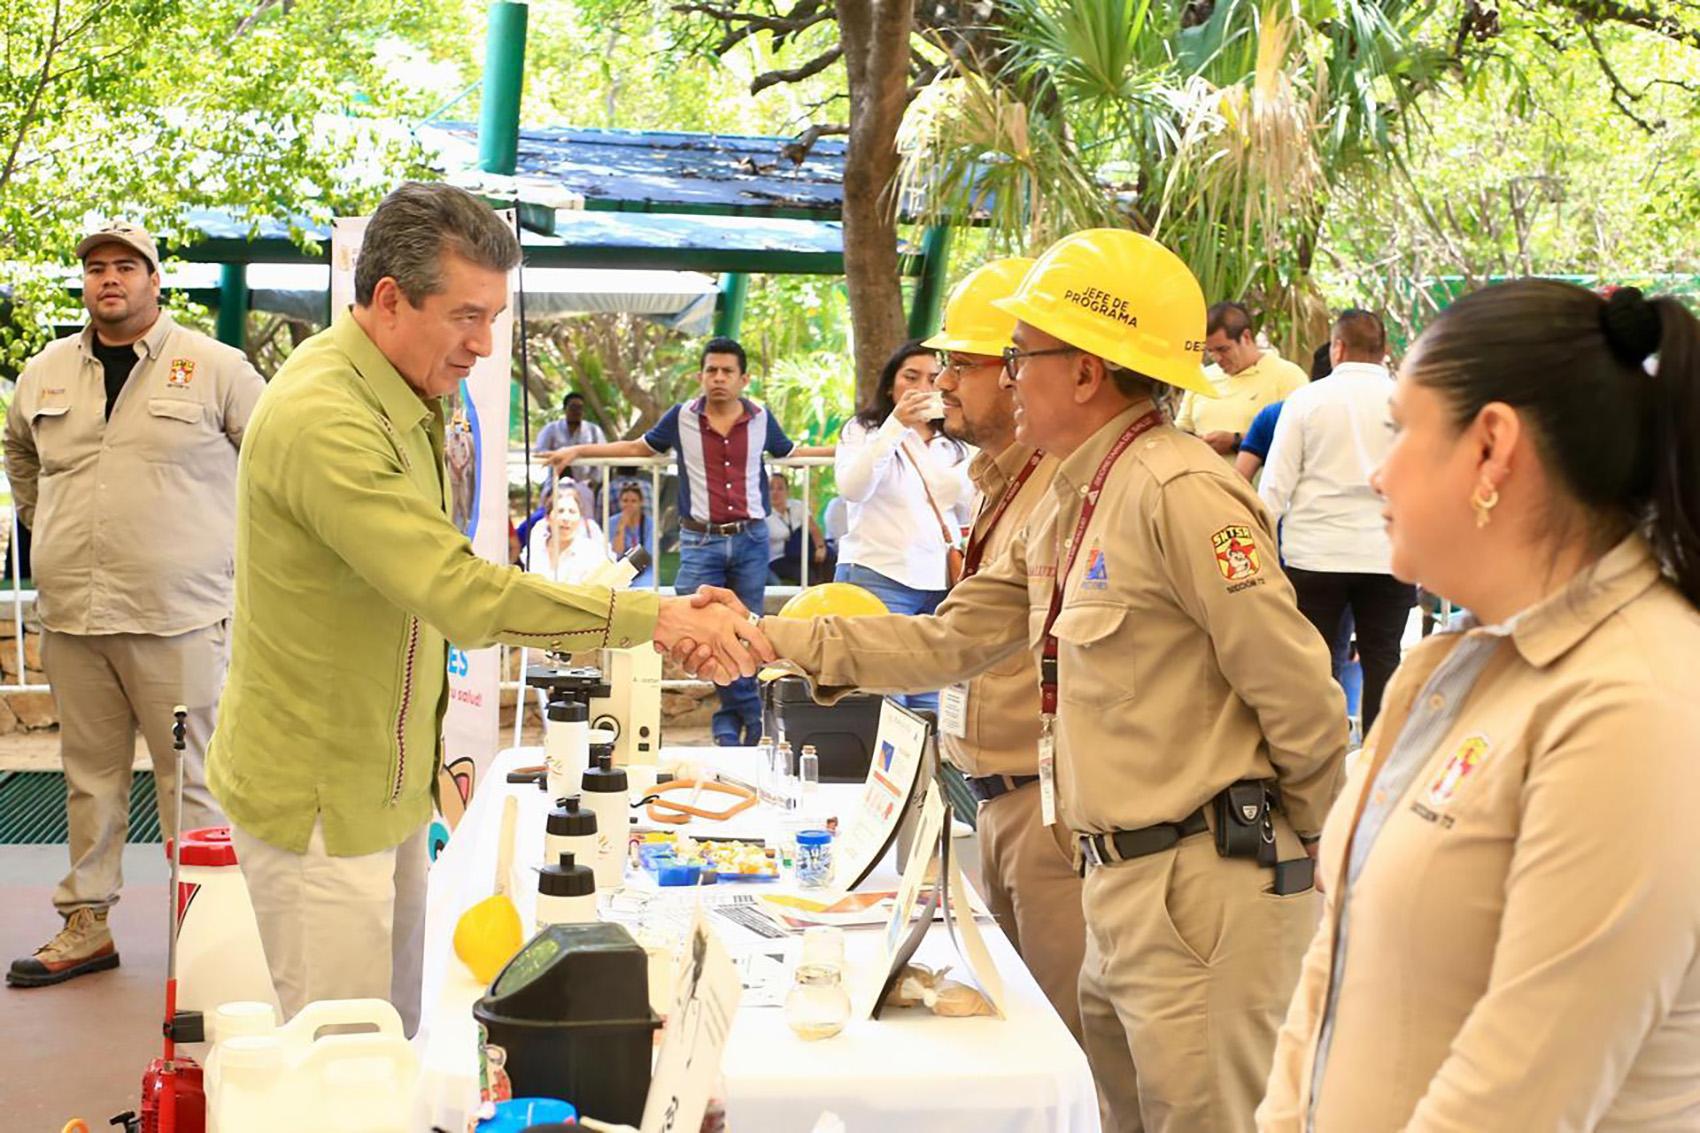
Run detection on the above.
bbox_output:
[415,745,1100,1133]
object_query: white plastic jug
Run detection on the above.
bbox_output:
[172,827,281,1060]
[207,999,416,1133]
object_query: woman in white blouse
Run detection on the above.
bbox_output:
[527,485,611,585]
[834,339,973,711]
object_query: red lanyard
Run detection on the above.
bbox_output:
[962,450,1045,579]
[1040,410,1163,715]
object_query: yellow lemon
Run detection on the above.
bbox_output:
[452,894,524,984]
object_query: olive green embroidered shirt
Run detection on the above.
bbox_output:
[207,313,657,856]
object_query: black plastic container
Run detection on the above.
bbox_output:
[473,922,659,1125]
[765,676,886,782]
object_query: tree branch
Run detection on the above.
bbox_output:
[0,0,64,204]
[1583,22,1660,132]
[670,1,833,57]
[1536,0,1700,48]
[750,44,843,94]
[779,122,849,164]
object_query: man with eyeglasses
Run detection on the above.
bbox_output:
[692,232,1344,1131]
[1177,301,1309,457]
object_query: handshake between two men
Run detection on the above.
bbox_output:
[652,587,777,684]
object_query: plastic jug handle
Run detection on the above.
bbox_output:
[296,1031,420,1079]
[290,998,404,1040]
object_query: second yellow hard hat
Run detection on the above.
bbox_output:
[921,256,1036,358]
[992,229,1213,397]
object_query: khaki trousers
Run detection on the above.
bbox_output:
[232,818,429,1036]
[43,623,228,915]
[976,782,1088,1044]
[1078,830,1318,1133]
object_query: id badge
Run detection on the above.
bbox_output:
[939,682,969,738]
[1038,716,1058,827]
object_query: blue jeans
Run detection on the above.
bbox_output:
[834,562,948,714]
[674,523,770,738]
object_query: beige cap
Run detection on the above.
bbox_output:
[75,221,159,270]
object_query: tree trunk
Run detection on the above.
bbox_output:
[835,0,914,406]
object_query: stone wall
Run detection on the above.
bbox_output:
[0,597,52,733]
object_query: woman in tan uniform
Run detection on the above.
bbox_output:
[1259,280,1700,1132]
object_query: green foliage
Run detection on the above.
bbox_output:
[1,0,446,359]
[899,0,1451,356]
[1320,18,1700,340]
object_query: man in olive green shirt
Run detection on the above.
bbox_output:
[208,183,764,1030]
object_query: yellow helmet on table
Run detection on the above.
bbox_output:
[777,582,889,620]
[990,229,1214,397]
[921,257,1036,358]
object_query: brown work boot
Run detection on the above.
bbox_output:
[7,907,120,987]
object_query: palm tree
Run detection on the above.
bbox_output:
[898,0,1449,358]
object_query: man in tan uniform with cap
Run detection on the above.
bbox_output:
[6,222,265,987]
[921,256,1091,1047]
[695,231,1345,1130]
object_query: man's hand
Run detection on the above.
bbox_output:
[534,445,580,472]
[812,542,827,564]
[654,592,773,685]
[1200,430,1239,455]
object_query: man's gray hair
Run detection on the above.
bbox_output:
[353,182,522,307]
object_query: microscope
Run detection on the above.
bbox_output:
[526,545,662,768]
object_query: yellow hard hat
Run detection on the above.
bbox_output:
[777,582,889,620]
[991,229,1213,397]
[921,257,1036,358]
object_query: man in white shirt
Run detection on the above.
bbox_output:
[535,391,608,504]
[1259,309,1413,731]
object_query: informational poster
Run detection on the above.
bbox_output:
[331,212,515,857]
[642,911,743,1133]
[828,699,928,894]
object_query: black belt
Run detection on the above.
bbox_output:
[680,517,759,535]
[1078,808,1209,869]
[964,774,1039,804]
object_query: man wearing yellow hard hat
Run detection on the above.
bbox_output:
[703,230,1346,1131]
[923,257,1091,1047]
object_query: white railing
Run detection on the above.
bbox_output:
[0,483,48,694]
[499,452,835,721]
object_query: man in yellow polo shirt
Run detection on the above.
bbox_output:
[1176,301,1307,456]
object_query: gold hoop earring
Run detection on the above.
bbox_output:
[1472,485,1500,529]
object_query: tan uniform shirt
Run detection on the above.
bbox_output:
[1176,352,1308,438]
[939,443,1058,777]
[765,404,1345,836]
[1260,535,1700,1132]
[3,314,264,635]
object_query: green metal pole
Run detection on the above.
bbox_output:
[907,225,954,339]
[216,262,248,349]
[714,272,749,339]
[478,0,529,176]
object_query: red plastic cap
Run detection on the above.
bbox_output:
[163,825,240,867]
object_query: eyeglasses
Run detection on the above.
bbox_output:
[1001,345,1081,380]
[939,352,1002,377]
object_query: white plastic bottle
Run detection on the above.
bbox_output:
[580,752,629,889]
[544,698,590,799]
[544,794,598,870]
[535,851,598,928]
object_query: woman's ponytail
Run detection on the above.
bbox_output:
[1646,296,1700,608]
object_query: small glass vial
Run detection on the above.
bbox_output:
[795,829,833,889]
[785,926,850,1040]
[773,741,796,810]
[799,745,820,802]
[756,733,776,803]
